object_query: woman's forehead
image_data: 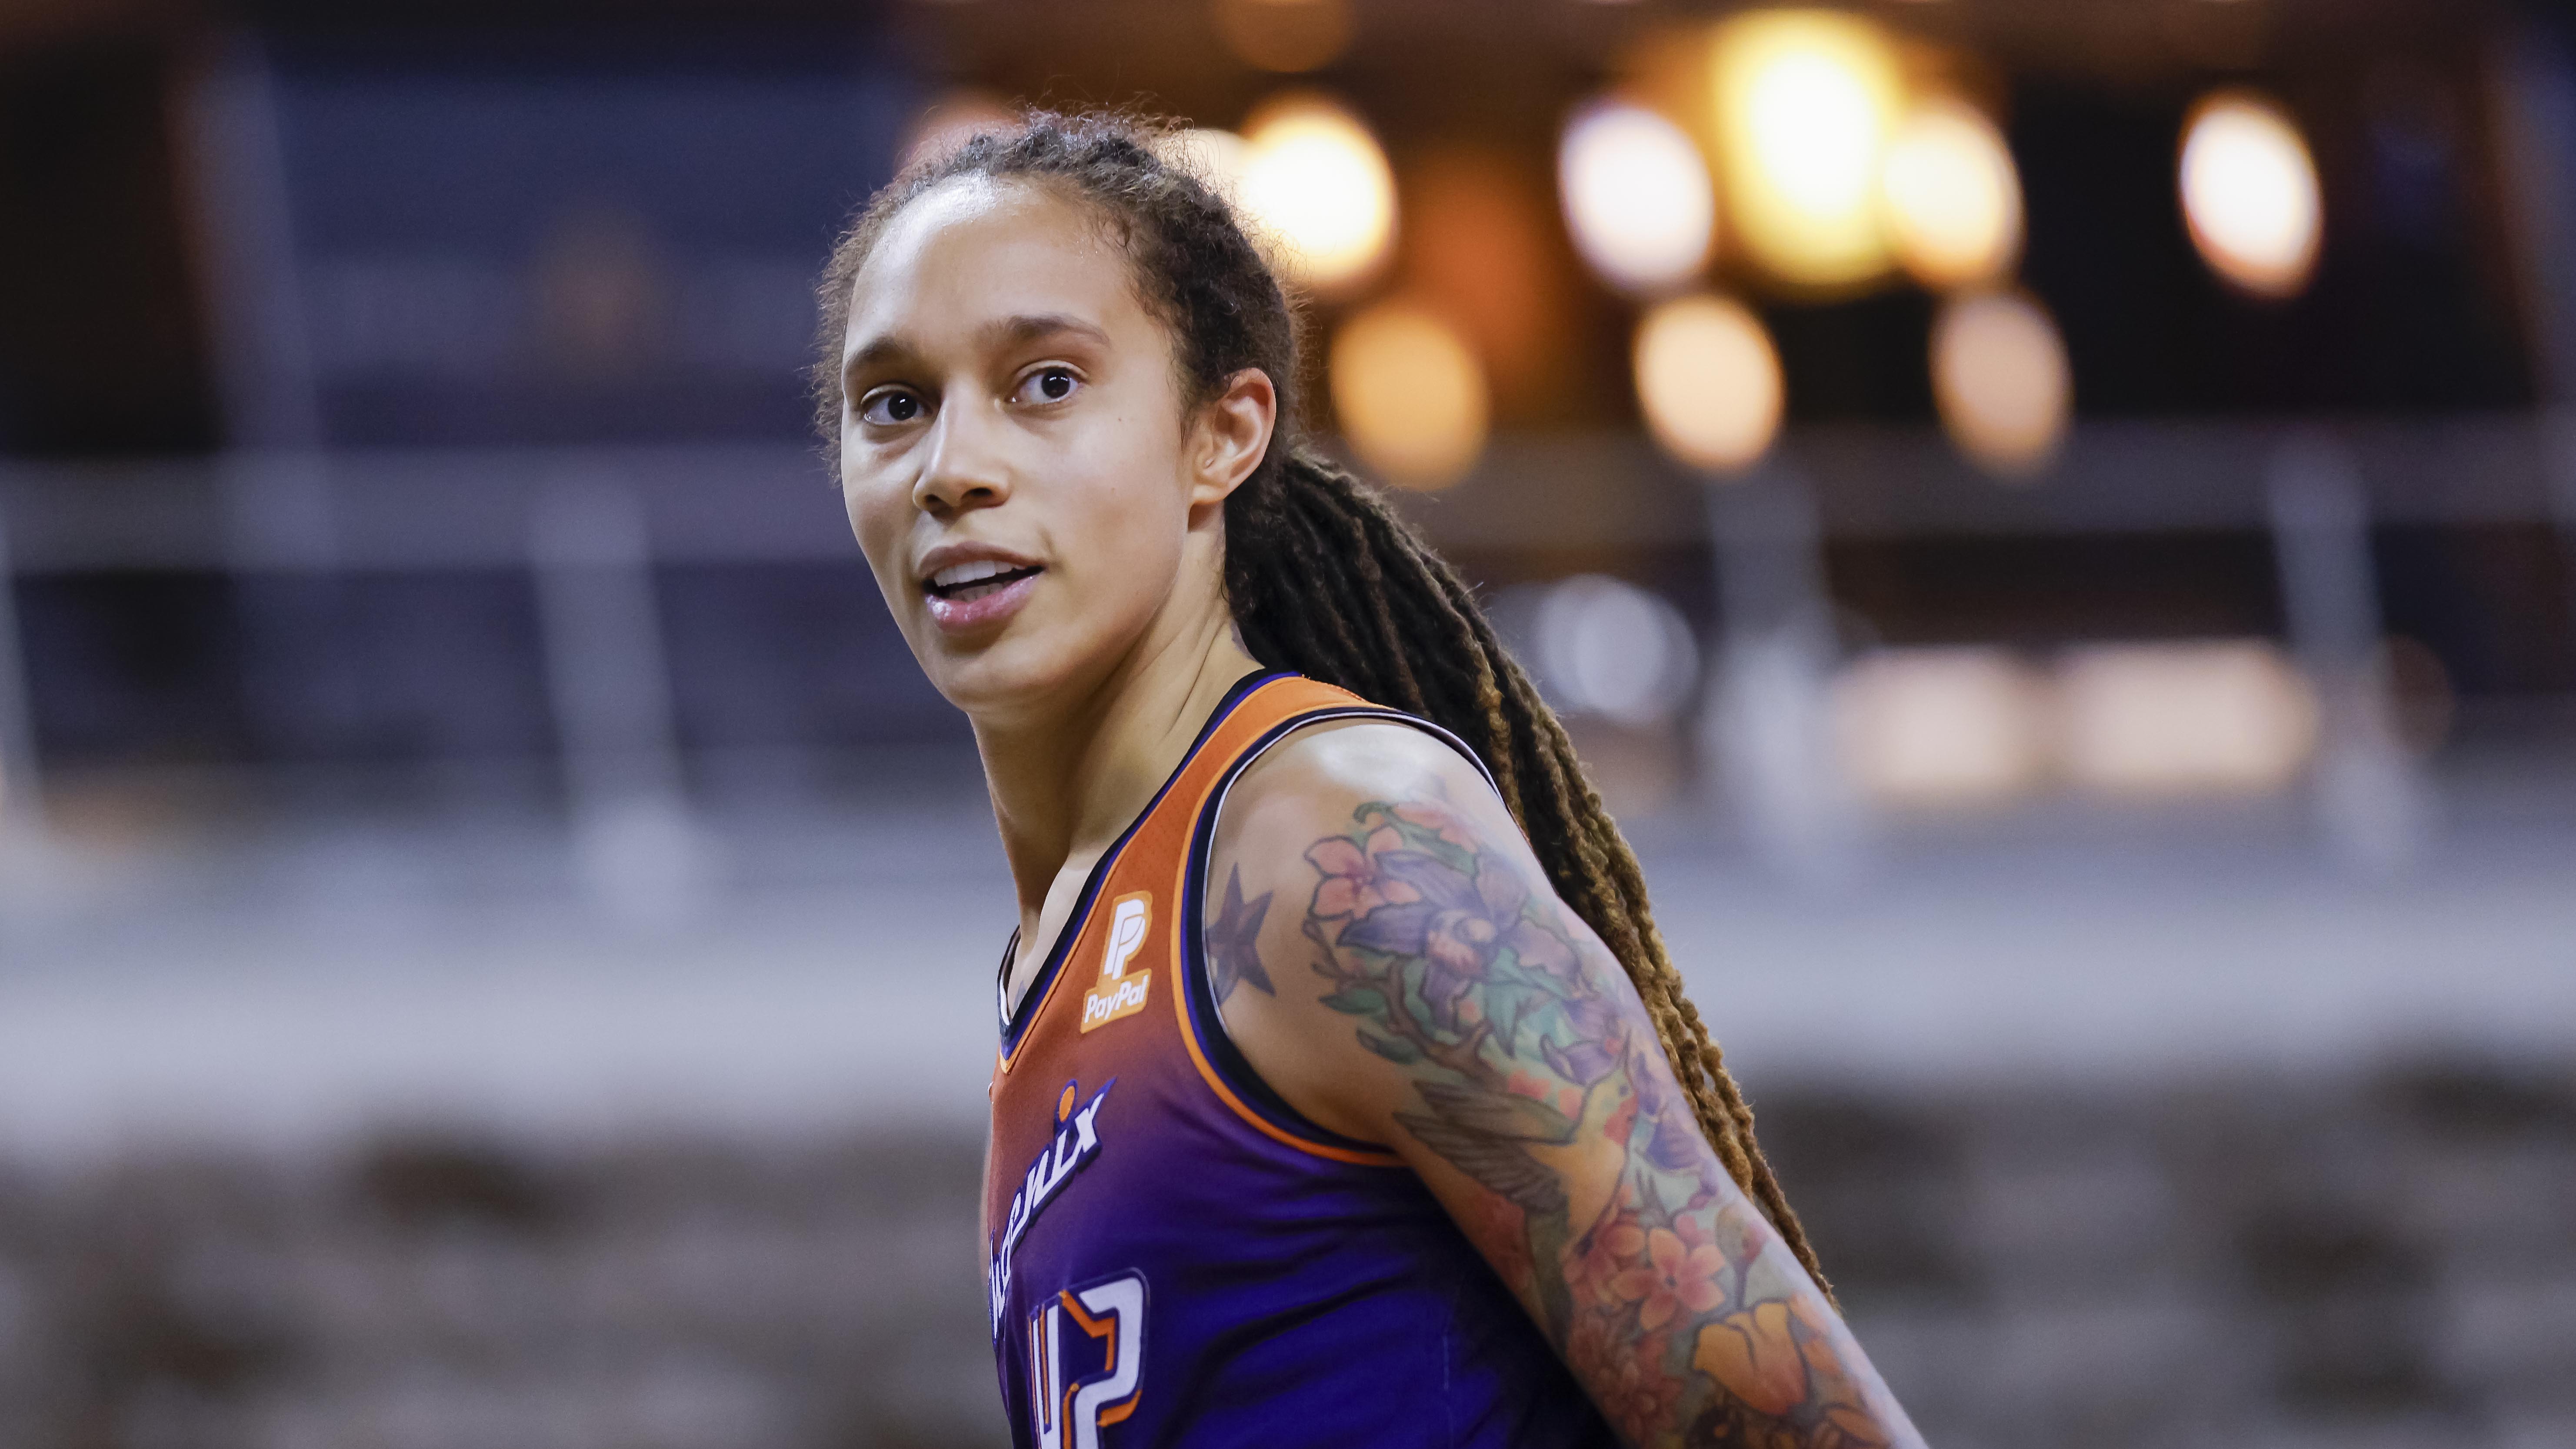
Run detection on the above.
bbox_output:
[846,176,1138,344]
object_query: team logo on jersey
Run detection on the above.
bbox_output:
[990,1079,1112,1333]
[1079,892,1153,1033]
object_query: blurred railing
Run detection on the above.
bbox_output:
[2,414,2569,573]
[1434,413,2576,547]
[0,416,2570,890]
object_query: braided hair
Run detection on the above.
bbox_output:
[815,111,1827,1289]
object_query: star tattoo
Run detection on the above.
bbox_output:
[1207,865,1276,1003]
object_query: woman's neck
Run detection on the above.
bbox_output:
[974,609,1263,938]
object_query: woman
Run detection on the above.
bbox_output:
[819,112,1924,1449]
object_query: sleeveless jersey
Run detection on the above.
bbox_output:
[982,671,1616,1449]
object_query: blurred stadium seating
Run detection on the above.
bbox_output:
[2,1060,2571,1449]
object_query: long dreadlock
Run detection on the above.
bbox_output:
[816,111,1827,1291]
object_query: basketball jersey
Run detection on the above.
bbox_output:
[983,671,1616,1449]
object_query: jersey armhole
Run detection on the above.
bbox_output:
[1175,707,1503,1168]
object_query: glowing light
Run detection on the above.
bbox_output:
[1533,575,1701,727]
[1155,127,1250,207]
[2179,92,2322,299]
[897,90,1016,172]
[1557,100,1716,296]
[1835,648,2047,808]
[1238,93,1396,296]
[1406,153,1563,413]
[2054,641,2319,797]
[1882,97,2023,290]
[1931,289,2072,479]
[1330,301,1488,490]
[1211,0,1355,73]
[1632,293,1783,474]
[1710,9,1903,288]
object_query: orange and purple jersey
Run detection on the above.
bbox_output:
[982,671,1616,1448]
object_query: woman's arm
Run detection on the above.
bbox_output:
[1207,721,1926,1449]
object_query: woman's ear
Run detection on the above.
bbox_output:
[1188,368,1278,507]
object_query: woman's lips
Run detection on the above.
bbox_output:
[925,568,1041,633]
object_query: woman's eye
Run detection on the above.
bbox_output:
[859,389,924,426]
[1016,367,1080,405]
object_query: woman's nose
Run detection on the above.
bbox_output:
[911,405,1014,517]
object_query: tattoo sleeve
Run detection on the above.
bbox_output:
[1286,797,1922,1449]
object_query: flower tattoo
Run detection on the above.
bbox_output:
[1233,794,1920,1449]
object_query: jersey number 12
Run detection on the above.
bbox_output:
[1029,1272,1145,1449]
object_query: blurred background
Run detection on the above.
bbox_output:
[1,0,2573,1445]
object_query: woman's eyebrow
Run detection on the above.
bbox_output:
[840,314,1109,389]
[841,334,918,384]
[982,313,1112,351]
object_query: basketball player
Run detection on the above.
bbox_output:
[820,113,1925,1449]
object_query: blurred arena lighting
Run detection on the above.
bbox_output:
[1882,97,2023,290]
[1156,126,1251,206]
[2179,91,2323,299]
[1329,300,1489,489]
[1930,289,2072,478]
[1532,575,1700,727]
[1834,647,2048,808]
[1557,100,1716,296]
[896,89,1016,172]
[2055,641,2321,798]
[1710,8,1903,288]
[1632,292,1784,474]
[1238,92,1396,296]
[1211,0,1355,73]
[1403,152,1566,418]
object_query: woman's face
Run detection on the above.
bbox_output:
[836,177,1234,723]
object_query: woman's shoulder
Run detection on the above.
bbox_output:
[1209,711,1520,889]
[1223,714,1497,835]
[1193,712,1533,1149]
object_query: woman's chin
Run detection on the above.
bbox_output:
[926,631,1096,722]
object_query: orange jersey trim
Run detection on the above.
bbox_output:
[1163,690,1409,1169]
[992,677,1285,1075]
[996,674,1411,1168]
[1166,956,1407,1168]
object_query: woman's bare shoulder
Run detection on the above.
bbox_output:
[1218,716,1506,845]
[1194,713,1529,1146]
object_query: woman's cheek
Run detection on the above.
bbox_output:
[843,474,913,588]
[1053,560,1146,650]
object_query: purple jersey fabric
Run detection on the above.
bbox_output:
[982,673,1617,1448]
